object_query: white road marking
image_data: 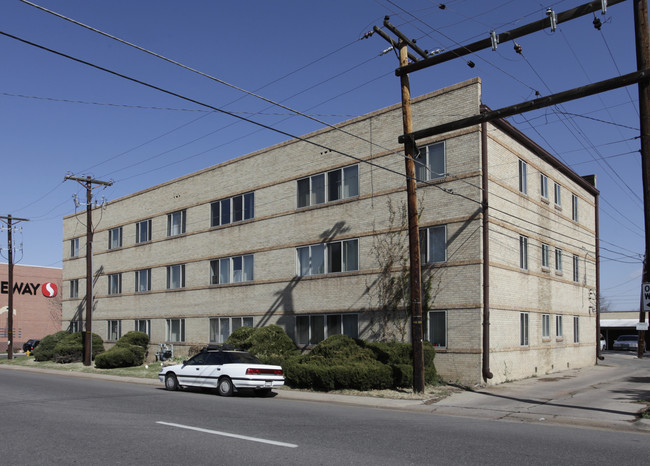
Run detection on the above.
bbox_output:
[156,421,298,448]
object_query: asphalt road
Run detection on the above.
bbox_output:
[1,368,649,465]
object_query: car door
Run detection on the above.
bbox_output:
[175,352,210,387]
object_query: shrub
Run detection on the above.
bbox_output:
[33,331,69,361]
[226,326,257,350]
[226,325,299,364]
[53,332,104,363]
[284,360,392,391]
[115,331,149,351]
[95,345,145,369]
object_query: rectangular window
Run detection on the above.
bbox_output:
[571,194,579,222]
[166,318,185,342]
[70,238,80,258]
[135,319,151,338]
[415,141,446,182]
[555,248,563,273]
[420,225,447,264]
[70,279,79,298]
[520,313,529,346]
[167,264,185,289]
[519,236,528,270]
[556,315,563,338]
[210,255,254,284]
[136,219,152,243]
[108,273,122,295]
[573,316,579,343]
[135,269,151,292]
[108,227,122,250]
[518,159,527,194]
[167,210,186,236]
[573,255,580,283]
[295,314,359,345]
[540,173,548,199]
[209,317,254,343]
[541,243,550,269]
[107,320,121,341]
[542,314,550,338]
[298,165,359,208]
[428,311,447,348]
[211,192,255,227]
[554,183,562,206]
[69,321,79,332]
[297,239,358,276]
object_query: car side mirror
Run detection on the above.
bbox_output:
[182,360,188,365]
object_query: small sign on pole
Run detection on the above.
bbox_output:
[643,283,650,311]
[637,322,649,331]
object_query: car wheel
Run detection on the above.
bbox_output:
[217,377,234,397]
[165,373,179,391]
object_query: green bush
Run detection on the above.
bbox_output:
[95,345,145,369]
[115,331,149,351]
[53,332,104,363]
[225,326,257,350]
[226,325,299,364]
[33,331,70,361]
[285,360,392,391]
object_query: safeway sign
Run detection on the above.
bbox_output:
[644,283,650,311]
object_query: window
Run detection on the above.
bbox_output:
[107,320,121,341]
[69,321,79,332]
[108,273,122,295]
[540,173,548,199]
[108,227,122,250]
[135,269,151,292]
[210,255,254,284]
[210,192,254,227]
[428,311,447,348]
[297,165,359,208]
[209,316,254,343]
[573,316,579,343]
[167,210,186,236]
[415,142,446,182]
[542,314,550,338]
[70,238,80,258]
[556,315,563,338]
[167,264,185,289]
[572,255,580,283]
[135,319,151,338]
[541,243,550,269]
[136,219,152,243]
[555,248,563,273]
[70,279,79,298]
[520,313,529,346]
[571,194,579,222]
[519,236,528,270]
[295,314,358,345]
[420,225,447,263]
[554,183,562,206]
[166,318,185,342]
[518,159,527,194]
[297,239,358,276]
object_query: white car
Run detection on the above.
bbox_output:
[159,345,284,396]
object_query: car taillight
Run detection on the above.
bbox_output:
[246,368,283,376]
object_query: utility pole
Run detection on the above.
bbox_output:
[0,214,29,359]
[65,175,112,366]
[398,40,425,393]
[635,0,650,358]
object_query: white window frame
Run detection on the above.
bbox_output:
[295,314,358,346]
[554,183,562,207]
[210,255,254,284]
[209,316,254,343]
[540,173,548,199]
[428,310,447,348]
[108,273,122,295]
[167,210,186,237]
[556,315,563,338]
[166,318,185,342]
[108,227,122,250]
[518,159,527,194]
[70,279,79,298]
[415,141,446,182]
[572,254,580,283]
[542,314,550,338]
[520,312,529,346]
[519,236,529,270]
[166,264,186,289]
[573,316,580,343]
[296,239,359,276]
[136,219,152,243]
[420,225,447,264]
[107,320,121,341]
[211,192,255,227]
[555,248,563,273]
[135,269,151,292]
[70,238,80,258]
[571,194,579,222]
[135,319,151,338]
[541,243,550,269]
[297,165,359,208]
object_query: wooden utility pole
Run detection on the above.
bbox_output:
[0,214,29,359]
[64,175,112,365]
[398,40,425,393]
[635,0,650,358]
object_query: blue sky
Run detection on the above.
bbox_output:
[0,0,644,311]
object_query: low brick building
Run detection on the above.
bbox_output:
[0,264,62,352]
[61,78,599,384]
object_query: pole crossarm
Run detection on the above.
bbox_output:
[395,0,628,76]
[399,68,650,143]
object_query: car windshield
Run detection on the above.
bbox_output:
[617,335,638,341]
[223,352,262,364]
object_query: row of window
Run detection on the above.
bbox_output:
[519,235,581,282]
[520,313,580,346]
[518,159,580,222]
[70,225,449,297]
